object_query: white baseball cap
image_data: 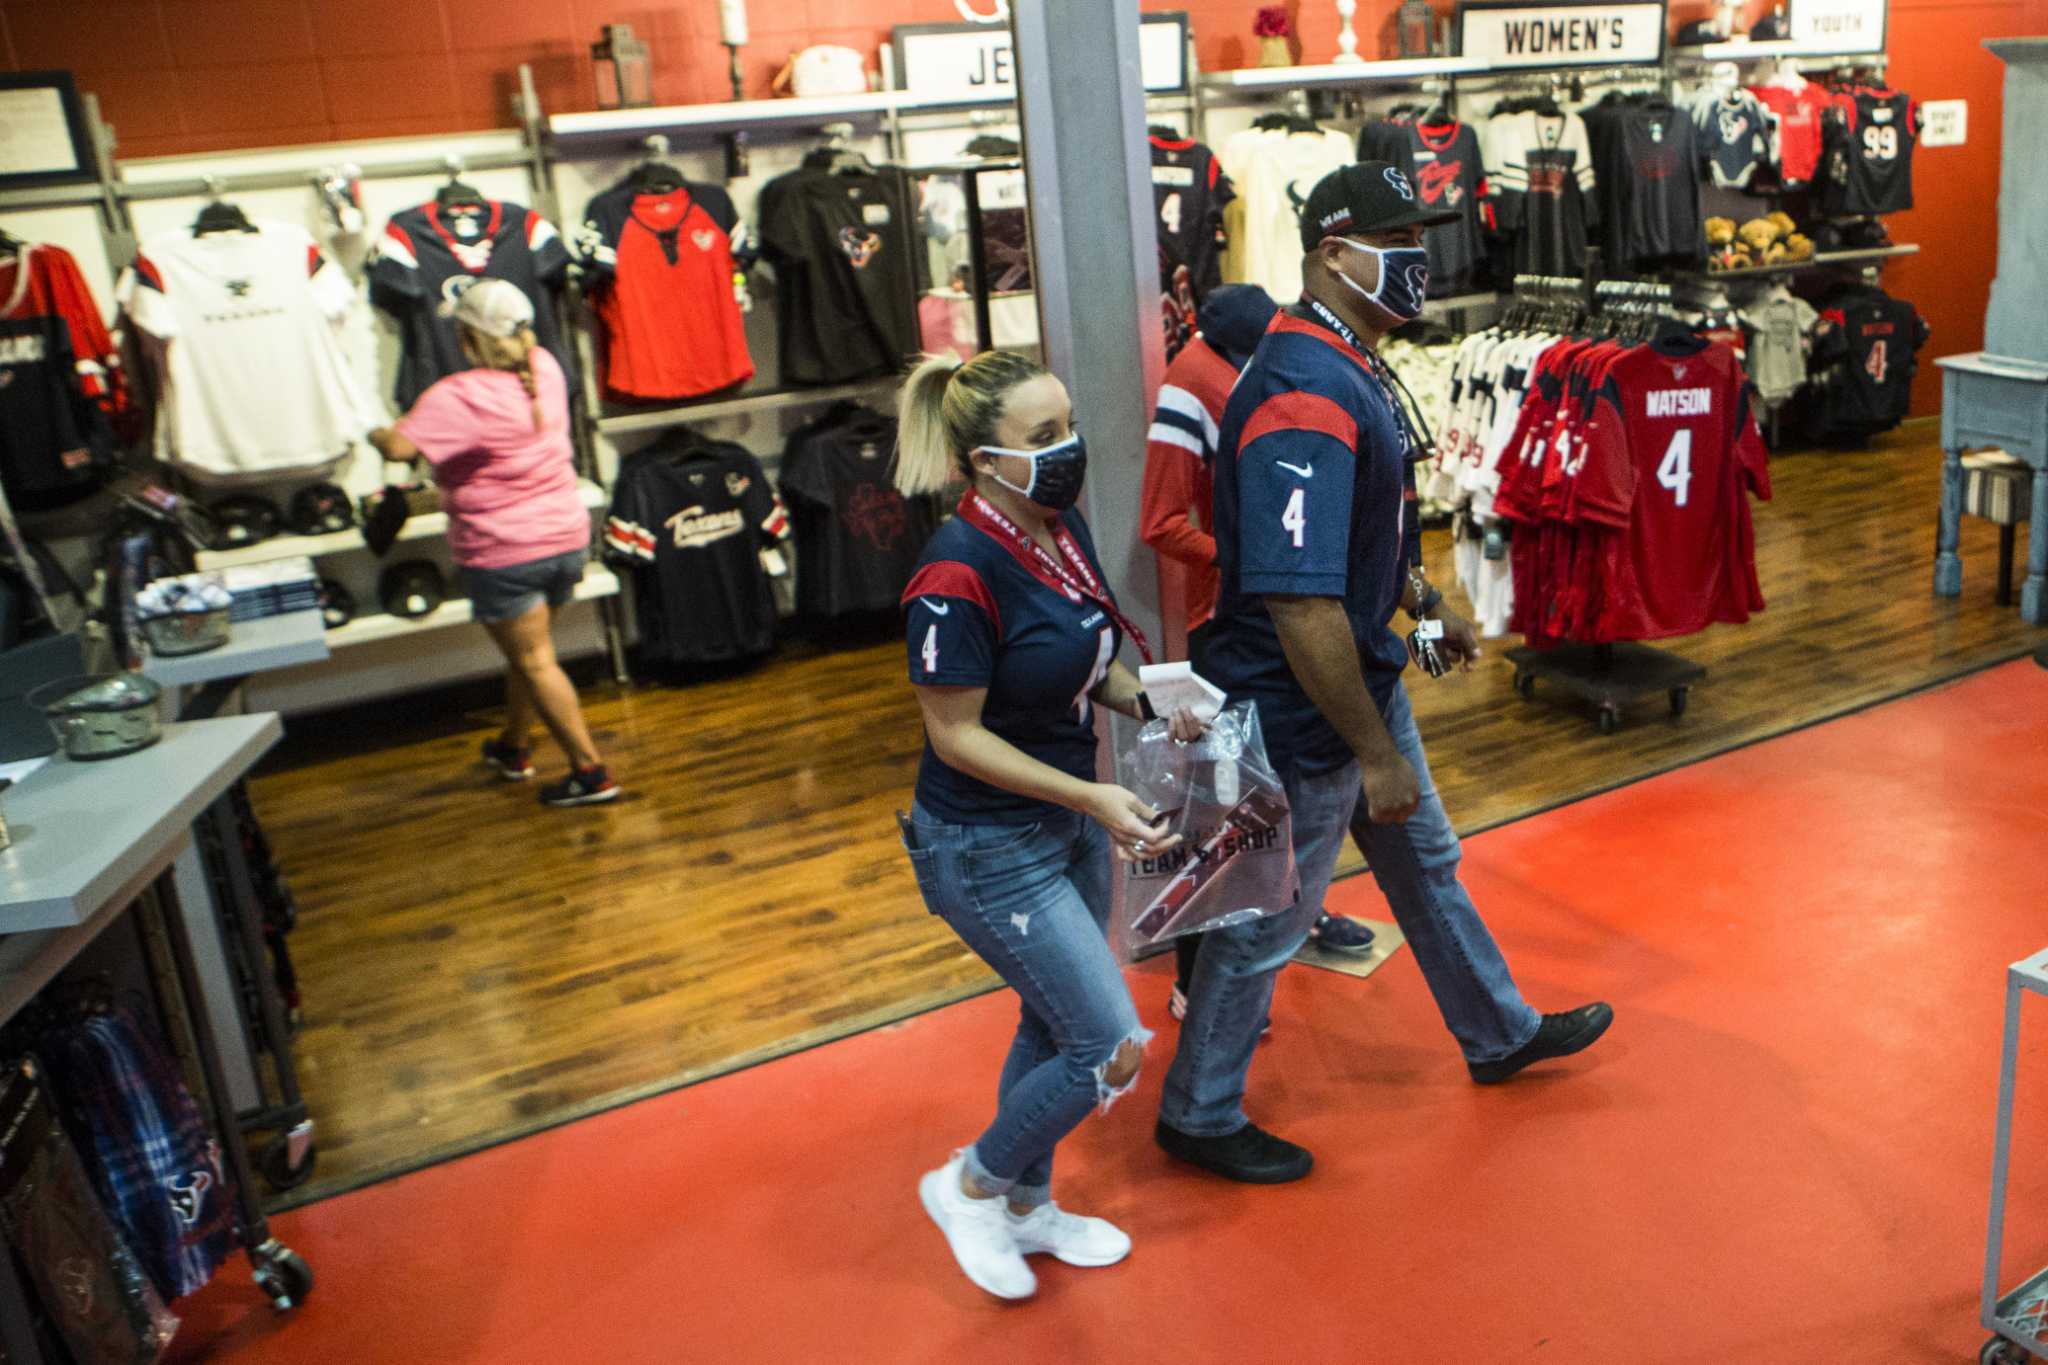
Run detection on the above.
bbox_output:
[441,278,534,337]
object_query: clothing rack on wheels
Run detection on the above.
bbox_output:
[1500,280,1711,734]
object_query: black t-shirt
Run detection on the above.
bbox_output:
[603,435,789,665]
[757,160,921,386]
[1584,97,1703,270]
[368,200,575,409]
[779,403,941,619]
[1823,88,1917,216]
[0,313,108,509]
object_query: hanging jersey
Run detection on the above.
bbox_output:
[1690,89,1775,191]
[1737,284,1819,408]
[603,435,789,665]
[1149,135,1235,297]
[1750,82,1829,186]
[1220,127,1354,304]
[1575,338,1771,641]
[1823,88,1918,215]
[1486,110,1598,279]
[120,222,362,483]
[0,244,127,425]
[579,179,754,402]
[1398,121,1488,295]
[756,161,922,387]
[779,403,940,618]
[1583,98,1703,269]
[1799,283,1928,440]
[368,199,575,409]
[1208,307,1414,781]
[0,314,108,507]
[904,502,1122,824]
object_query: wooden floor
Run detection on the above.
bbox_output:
[248,420,2046,1206]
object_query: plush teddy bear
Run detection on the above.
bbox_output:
[1763,242,1790,266]
[1783,232,1815,261]
[1706,216,1737,246]
[1738,217,1783,254]
[1767,210,1797,238]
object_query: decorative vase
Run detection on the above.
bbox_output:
[1334,0,1363,63]
[1259,36,1291,66]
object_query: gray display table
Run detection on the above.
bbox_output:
[1935,353,2048,625]
[0,716,313,1349]
[141,609,329,692]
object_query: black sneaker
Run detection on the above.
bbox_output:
[1309,912,1376,955]
[540,765,620,808]
[1467,1003,1614,1085]
[1155,1119,1312,1184]
[481,737,534,781]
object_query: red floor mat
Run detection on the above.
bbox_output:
[166,661,2048,1364]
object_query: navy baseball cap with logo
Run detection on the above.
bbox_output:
[1298,160,1460,251]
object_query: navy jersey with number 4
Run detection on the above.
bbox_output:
[904,506,1121,824]
[1207,307,1413,781]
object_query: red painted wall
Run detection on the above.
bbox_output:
[3,0,2032,412]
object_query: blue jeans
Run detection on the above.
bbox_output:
[901,804,1150,1208]
[1160,681,1541,1136]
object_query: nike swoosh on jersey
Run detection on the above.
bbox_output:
[920,598,951,615]
[1276,460,1314,478]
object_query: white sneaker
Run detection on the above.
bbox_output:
[1007,1201,1132,1267]
[918,1152,1037,1300]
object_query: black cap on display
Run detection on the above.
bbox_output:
[378,561,445,620]
[1750,12,1787,38]
[317,578,356,630]
[289,482,357,536]
[209,495,284,549]
[1297,161,1460,251]
[1675,18,1724,44]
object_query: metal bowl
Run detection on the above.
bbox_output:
[140,606,232,657]
[26,673,164,761]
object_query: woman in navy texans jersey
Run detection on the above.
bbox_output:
[893,348,1202,1302]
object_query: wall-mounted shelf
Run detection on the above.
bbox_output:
[1681,243,1920,282]
[194,481,608,571]
[1677,39,1887,63]
[1199,57,1488,94]
[322,565,618,651]
[597,379,898,437]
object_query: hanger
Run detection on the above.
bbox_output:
[435,156,488,211]
[1148,123,1182,139]
[631,134,686,193]
[0,225,22,258]
[192,177,256,235]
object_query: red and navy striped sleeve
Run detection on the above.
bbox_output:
[1235,387,1360,597]
[903,560,999,687]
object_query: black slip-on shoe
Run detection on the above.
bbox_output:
[1155,1119,1313,1183]
[1468,1003,1614,1085]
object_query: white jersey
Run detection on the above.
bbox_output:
[1220,126,1353,304]
[121,221,363,483]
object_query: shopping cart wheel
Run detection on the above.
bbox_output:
[261,1134,317,1192]
[1979,1336,2033,1364]
[251,1241,315,1311]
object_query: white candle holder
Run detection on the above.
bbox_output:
[1334,0,1363,63]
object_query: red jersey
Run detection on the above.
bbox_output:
[578,179,753,402]
[0,243,128,425]
[1140,334,1235,633]
[1575,338,1770,642]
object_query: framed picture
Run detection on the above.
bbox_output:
[0,71,96,188]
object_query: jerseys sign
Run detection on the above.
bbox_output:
[1456,0,1667,69]
[892,13,1190,100]
[1788,0,1886,54]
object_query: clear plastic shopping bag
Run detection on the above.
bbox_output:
[1117,701,1300,956]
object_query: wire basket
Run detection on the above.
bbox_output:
[140,607,232,657]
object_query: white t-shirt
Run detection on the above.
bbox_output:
[121,221,364,483]
[1221,127,1353,304]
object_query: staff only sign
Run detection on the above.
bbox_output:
[1457,0,1669,68]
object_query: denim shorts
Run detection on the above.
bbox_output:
[462,549,585,624]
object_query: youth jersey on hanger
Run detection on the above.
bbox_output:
[756,160,921,386]
[0,243,127,425]
[0,313,109,508]
[779,403,939,618]
[369,199,575,409]
[603,434,788,665]
[578,178,754,402]
[1149,134,1235,297]
[1485,110,1598,279]
[1799,282,1928,440]
[1750,81,1829,186]
[1823,87,1918,216]
[120,222,363,484]
[1690,89,1776,191]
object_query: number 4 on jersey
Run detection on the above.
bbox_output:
[1282,487,1307,547]
[1864,338,1889,383]
[1657,430,1694,507]
[922,624,939,674]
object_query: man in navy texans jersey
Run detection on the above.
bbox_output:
[1156,164,1615,1185]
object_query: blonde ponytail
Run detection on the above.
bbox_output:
[463,322,546,430]
[893,349,1049,497]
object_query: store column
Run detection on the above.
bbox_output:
[1011,0,1168,647]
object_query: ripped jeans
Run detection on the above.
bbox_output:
[902,803,1150,1209]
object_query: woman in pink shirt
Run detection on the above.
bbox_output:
[369,280,618,807]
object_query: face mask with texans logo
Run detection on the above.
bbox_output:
[1331,238,1431,323]
[977,432,1088,512]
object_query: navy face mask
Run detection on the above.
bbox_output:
[978,431,1088,512]
[1333,239,1431,322]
